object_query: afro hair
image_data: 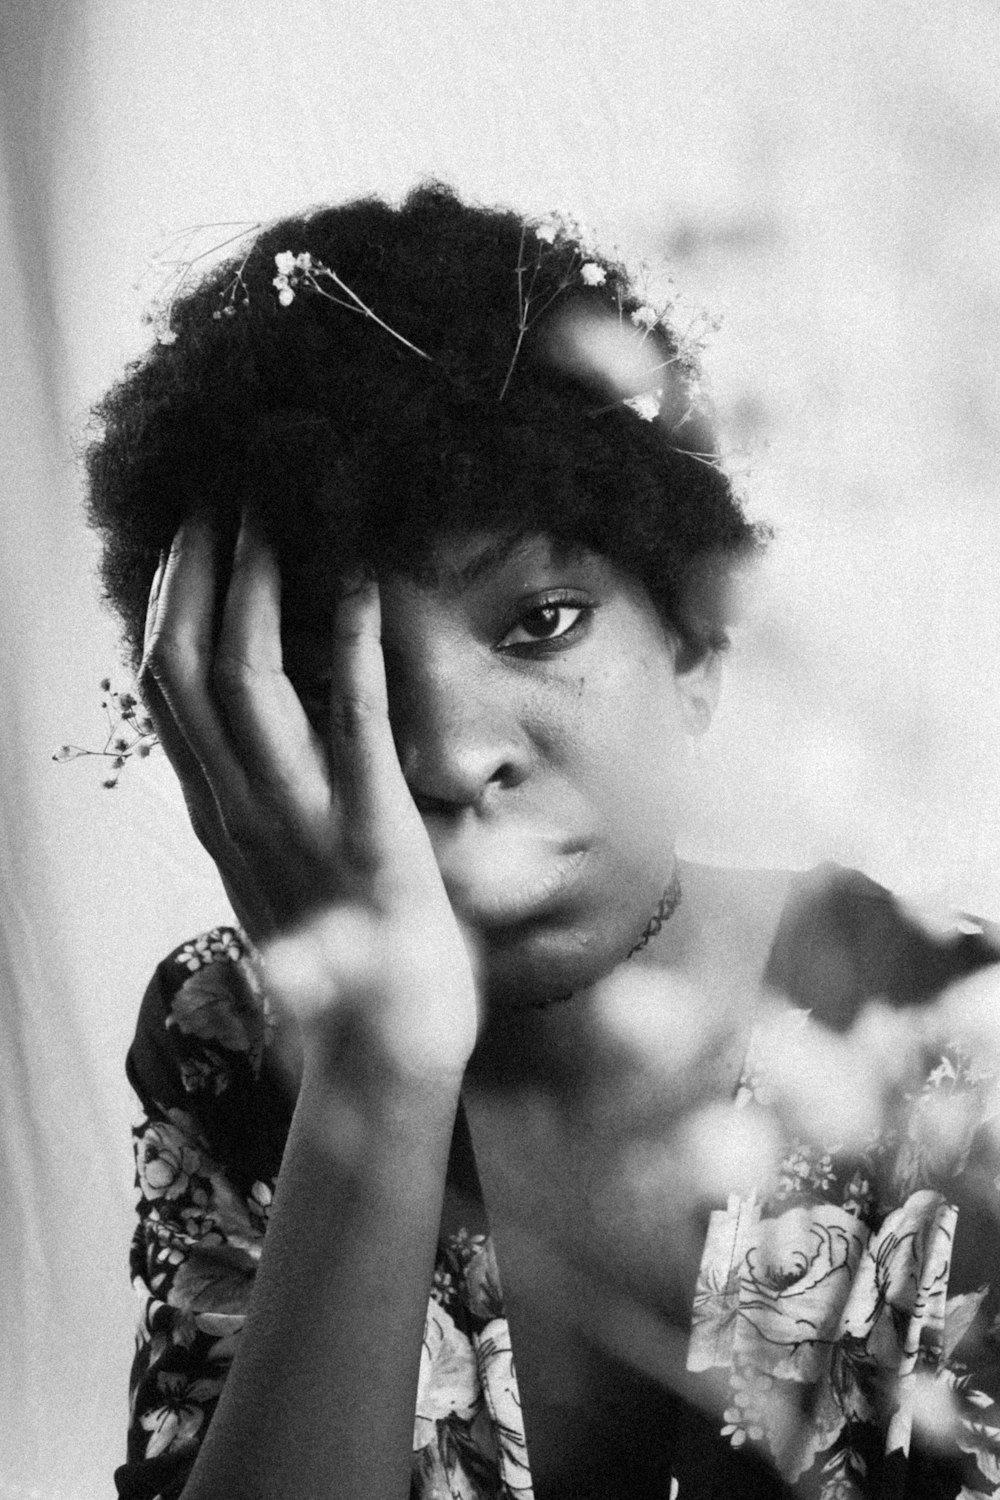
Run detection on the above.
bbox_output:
[84,182,765,673]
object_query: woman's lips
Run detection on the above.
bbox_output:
[440,843,591,928]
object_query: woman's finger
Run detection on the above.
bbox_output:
[142,515,255,833]
[140,528,277,934]
[140,540,219,828]
[327,577,415,839]
[214,513,331,832]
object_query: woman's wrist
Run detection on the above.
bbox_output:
[294,1037,465,1171]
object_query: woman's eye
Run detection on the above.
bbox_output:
[501,603,588,648]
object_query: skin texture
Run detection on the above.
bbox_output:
[291,531,721,1010]
[138,519,723,1499]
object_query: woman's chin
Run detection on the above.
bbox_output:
[477,917,622,1012]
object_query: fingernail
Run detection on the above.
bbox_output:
[148,548,168,603]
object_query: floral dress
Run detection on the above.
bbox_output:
[115,867,1000,1499]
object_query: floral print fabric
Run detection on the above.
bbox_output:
[690,1033,1000,1496]
[116,872,1000,1499]
[117,926,532,1500]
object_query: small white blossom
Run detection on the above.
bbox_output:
[534,221,558,244]
[294,251,313,270]
[273,273,295,306]
[157,329,178,346]
[631,305,658,329]
[624,390,662,422]
[274,250,297,276]
[580,262,607,287]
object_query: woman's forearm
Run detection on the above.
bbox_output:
[180,1056,463,1500]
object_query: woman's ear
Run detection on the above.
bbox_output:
[676,649,721,735]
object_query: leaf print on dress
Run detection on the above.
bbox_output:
[167,952,271,1087]
[413,1298,481,1450]
[476,1318,533,1498]
[139,1369,225,1458]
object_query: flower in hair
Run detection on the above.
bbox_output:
[624,390,663,422]
[142,220,264,345]
[580,262,607,287]
[271,249,431,359]
[631,305,659,329]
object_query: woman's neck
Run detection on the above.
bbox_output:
[466,862,793,1117]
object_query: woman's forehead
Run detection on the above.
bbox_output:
[389,531,597,594]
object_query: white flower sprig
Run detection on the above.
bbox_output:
[271,250,431,361]
[54,681,159,789]
[499,212,607,401]
[588,281,722,445]
[141,221,264,346]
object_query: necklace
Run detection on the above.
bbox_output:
[516,867,683,1009]
[626,866,683,958]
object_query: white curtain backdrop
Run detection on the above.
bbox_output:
[1,2,997,1494]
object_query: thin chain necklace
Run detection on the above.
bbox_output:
[626,866,683,958]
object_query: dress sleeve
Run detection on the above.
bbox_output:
[114,930,286,1500]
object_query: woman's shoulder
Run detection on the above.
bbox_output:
[128,926,259,1093]
[765,861,1000,1029]
[679,859,1000,1030]
[127,925,293,1186]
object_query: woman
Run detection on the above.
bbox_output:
[87,184,1000,1499]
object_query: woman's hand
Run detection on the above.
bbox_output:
[140,512,478,1081]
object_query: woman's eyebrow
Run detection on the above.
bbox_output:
[448,535,531,590]
[445,535,592,593]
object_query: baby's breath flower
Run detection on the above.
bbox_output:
[56,680,160,786]
[631,305,658,329]
[274,250,297,277]
[580,262,607,287]
[624,390,662,422]
[277,285,295,307]
[534,221,558,245]
[157,329,178,346]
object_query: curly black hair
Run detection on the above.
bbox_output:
[84,182,765,673]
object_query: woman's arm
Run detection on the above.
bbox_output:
[136,514,479,1498]
[181,1046,462,1500]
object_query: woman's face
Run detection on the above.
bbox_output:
[374,533,718,1008]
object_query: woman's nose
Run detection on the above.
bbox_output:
[390,661,529,813]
